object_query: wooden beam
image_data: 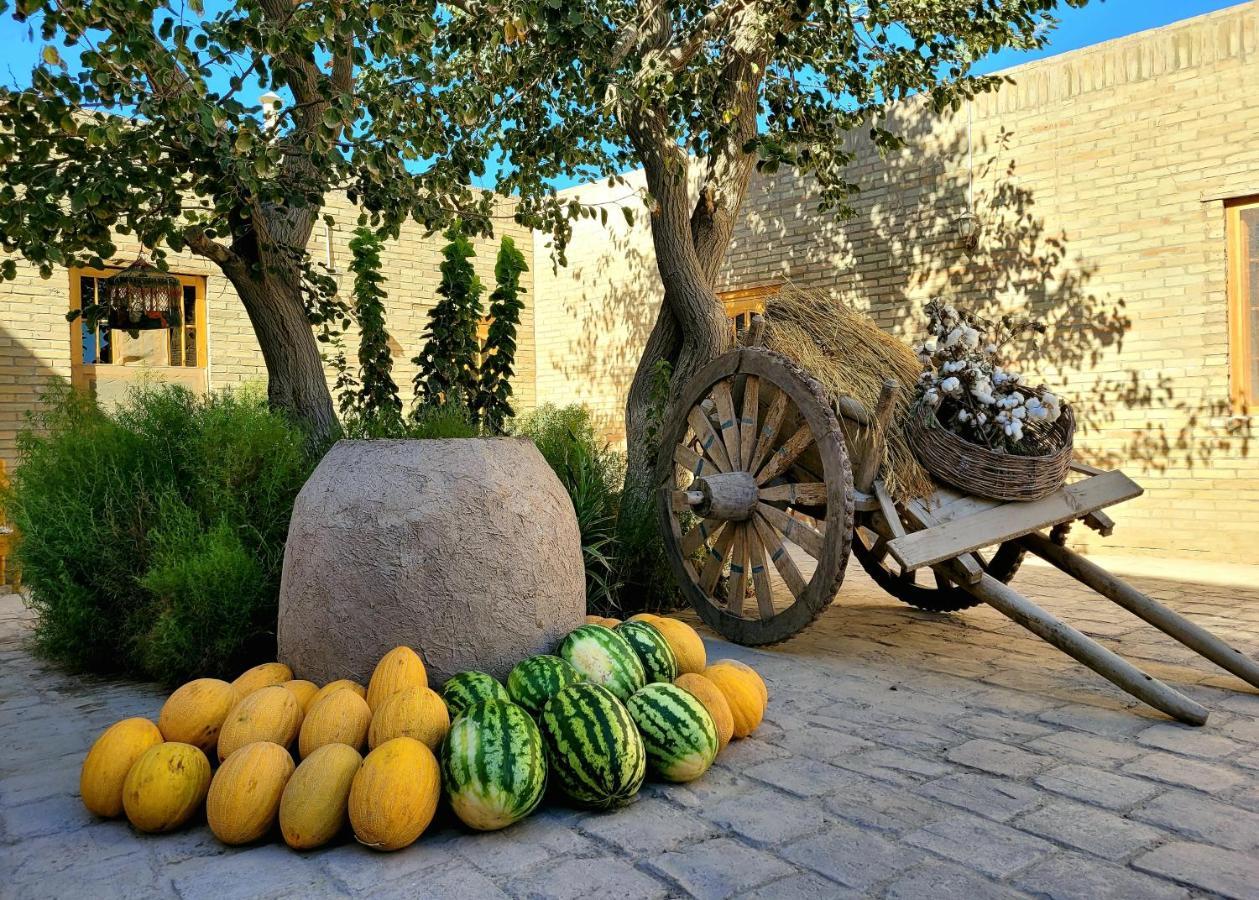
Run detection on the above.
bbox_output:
[950,564,1209,726]
[1021,531,1259,691]
[887,471,1144,572]
[853,379,898,494]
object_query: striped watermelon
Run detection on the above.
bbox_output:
[440,700,547,831]
[557,625,645,701]
[615,621,678,684]
[626,683,719,783]
[506,655,585,715]
[442,672,511,718]
[540,683,646,808]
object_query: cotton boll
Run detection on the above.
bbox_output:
[940,376,961,394]
[962,327,981,349]
[945,327,964,348]
[923,336,939,353]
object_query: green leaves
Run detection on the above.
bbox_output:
[475,235,529,434]
[411,223,485,416]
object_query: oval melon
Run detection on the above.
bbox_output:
[206,741,295,845]
[158,678,239,755]
[279,743,363,850]
[282,679,320,712]
[349,737,440,851]
[507,655,585,716]
[674,673,734,751]
[638,616,706,675]
[441,700,546,831]
[702,665,764,738]
[366,646,428,712]
[80,717,165,818]
[557,625,645,701]
[709,659,768,710]
[122,742,212,833]
[626,683,718,782]
[367,686,449,751]
[615,620,678,684]
[217,685,303,762]
[441,671,510,718]
[309,679,366,709]
[230,662,293,698]
[539,683,645,809]
[298,688,371,758]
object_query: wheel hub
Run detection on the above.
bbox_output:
[691,471,759,521]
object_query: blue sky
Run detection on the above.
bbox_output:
[0,0,1244,190]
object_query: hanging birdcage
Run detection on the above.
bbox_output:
[104,255,181,331]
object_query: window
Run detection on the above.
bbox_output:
[1228,199,1259,410]
[70,268,208,396]
[718,283,780,341]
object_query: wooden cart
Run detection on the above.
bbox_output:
[656,318,1259,726]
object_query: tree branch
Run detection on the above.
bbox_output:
[666,0,753,71]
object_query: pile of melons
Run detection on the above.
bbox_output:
[78,613,768,852]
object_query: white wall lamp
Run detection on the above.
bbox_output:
[259,91,282,134]
[955,97,980,250]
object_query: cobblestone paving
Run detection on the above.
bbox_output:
[3,557,1259,899]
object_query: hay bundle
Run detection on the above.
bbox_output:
[762,285,933,501]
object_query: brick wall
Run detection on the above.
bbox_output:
[0,192,535,467]
[534,3,1259,562]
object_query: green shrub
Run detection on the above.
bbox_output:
[341,401,480,440]
[5,383,314,684]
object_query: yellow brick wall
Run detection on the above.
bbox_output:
[0,192,535,467]
[534,4,1259,563]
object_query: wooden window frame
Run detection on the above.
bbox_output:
[718,283,780,339]
[1227,197,1259,412]
[69,267,209,392]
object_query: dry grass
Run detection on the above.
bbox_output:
[763,284,933,500]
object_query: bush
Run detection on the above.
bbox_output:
[341,401,480,440]
[4,383,314,684]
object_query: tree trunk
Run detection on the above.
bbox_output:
[620,134,733,519]
[224,261,338,445]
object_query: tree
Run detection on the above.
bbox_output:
[475,236,528,434]
[412,225,483,411]
[446,0,1088,503]
[0,0,507,442]
[341,226,402,426]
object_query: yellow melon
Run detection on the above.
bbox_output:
[122,742,211,833]
[309,678,367,709]
[709,659,768,710]
[80,717,165,818]
[649,617,707,675]
[206,741,295,845]
[348,737,440,851]
[299,688,371,758]
[282,679,320,713]
[674,673,735,751]
[217,685,303,762]
[157,678,240,755]
[367,686,449,751]
[366,646,428,712]
[703,665,764,738]
[279,743,363,850]
[230,662,293,698]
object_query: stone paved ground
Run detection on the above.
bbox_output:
[3,556,1259,899]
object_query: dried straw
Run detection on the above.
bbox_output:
[762,285,933,501]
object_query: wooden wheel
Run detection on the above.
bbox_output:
[851,518,1025,613]
[656,348,855,645]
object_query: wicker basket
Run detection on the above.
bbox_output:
[905,392,1075,502]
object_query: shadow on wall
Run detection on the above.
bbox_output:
[552,225,661,445]
[0,326,65,470]
[731,106,1249,476]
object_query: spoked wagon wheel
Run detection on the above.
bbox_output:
[656,348,855,645]
[851,518,1025,613]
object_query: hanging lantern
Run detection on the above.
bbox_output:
[104,254,181,331]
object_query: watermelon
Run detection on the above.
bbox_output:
[626,683,719,783]
[507,655,585,715]
[442,672,511,718]
[440,700,547,831]
[615,621,678,684]
[539,683,646,808]
[557,625,646,701]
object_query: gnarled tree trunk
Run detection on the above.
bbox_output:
[227,264,338,444]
